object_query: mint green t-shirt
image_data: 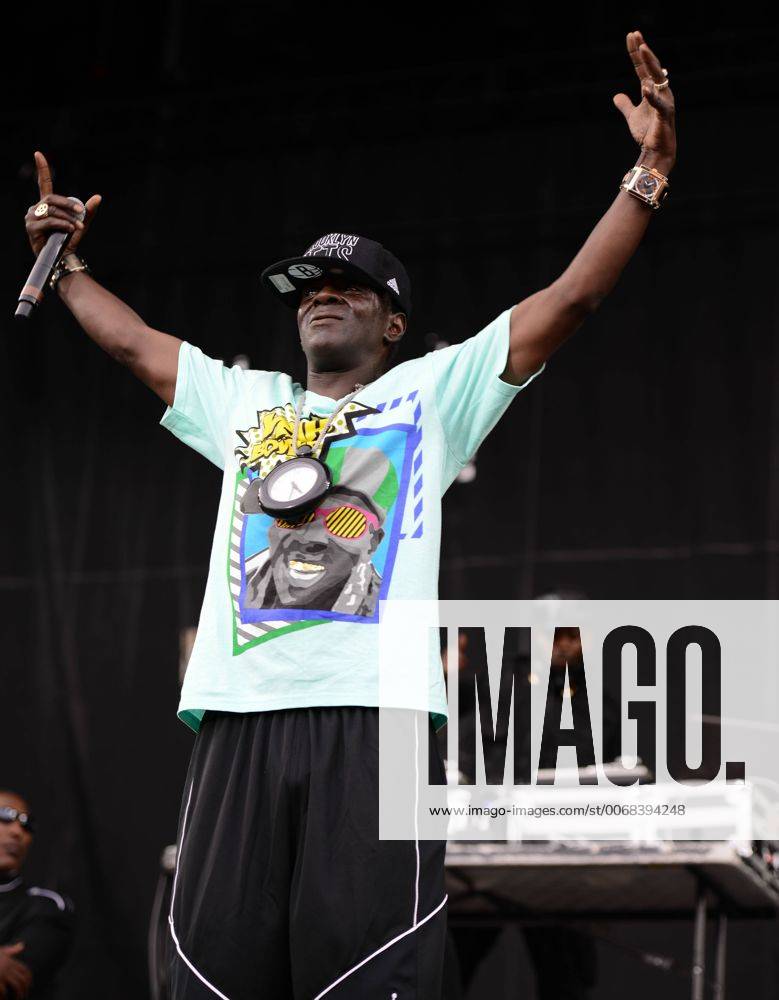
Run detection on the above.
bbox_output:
[161,307,541,732]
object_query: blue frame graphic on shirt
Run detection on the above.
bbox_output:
[228,394,422,652]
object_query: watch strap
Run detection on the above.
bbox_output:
[50,252,90,291]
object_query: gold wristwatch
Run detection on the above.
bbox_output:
[620,164,670,210]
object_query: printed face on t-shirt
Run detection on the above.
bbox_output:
[267,489,383,610]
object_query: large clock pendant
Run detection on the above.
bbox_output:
[258,447,332,517]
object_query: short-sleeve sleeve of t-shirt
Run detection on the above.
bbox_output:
[430,307,543,481]
[160,342,248,469]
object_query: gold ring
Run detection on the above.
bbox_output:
[34,203,49,218]
[654,79,670,90]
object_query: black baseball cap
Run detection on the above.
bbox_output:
[261,233,412,317]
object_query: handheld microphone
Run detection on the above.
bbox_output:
[15,197,86,320]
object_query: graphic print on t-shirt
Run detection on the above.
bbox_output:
[227,391,423,654]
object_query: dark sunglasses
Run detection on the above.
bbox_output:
[0,806,35,834]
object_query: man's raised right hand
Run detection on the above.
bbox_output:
[22,150,181,407]
[24,151,101,258]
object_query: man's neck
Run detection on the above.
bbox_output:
[306,359,386,401]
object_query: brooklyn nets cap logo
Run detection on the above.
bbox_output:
[304,233,361,261]
[288,263,323,279]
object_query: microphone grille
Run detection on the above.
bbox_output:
[67,196,86,223]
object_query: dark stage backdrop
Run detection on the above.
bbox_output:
[2,5,779,998]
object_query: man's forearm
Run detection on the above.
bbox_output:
[55,271,181,406]
[553,148,674,312]
[55,271,150,366]
[505,149,674,383]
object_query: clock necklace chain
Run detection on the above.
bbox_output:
[291,383,365,459]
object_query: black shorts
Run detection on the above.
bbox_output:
[168,707,447,1000]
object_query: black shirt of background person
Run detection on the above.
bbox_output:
[0,876,74,999]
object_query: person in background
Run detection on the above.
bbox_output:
[0,791,74,999]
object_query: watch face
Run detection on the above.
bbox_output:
[267,461,319,503]
[259,456,331,515]
[636,173,659,197]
